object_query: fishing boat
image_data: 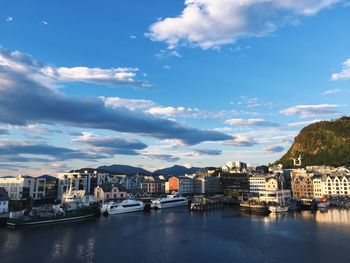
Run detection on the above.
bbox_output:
[7,188,98,227]
[101,199,145,215]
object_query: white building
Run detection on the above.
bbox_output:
[57,171,109,198]
[258,177,291,204]
[249,176,268,194]
[0,187,9,214]
[0,175,56,201]
[222,161,247,173]
[313,173,350,199]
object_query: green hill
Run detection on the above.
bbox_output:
[276,117,350,168]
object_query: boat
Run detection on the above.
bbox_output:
[240,201,270,214]
[151,193,188,209]
[317,198,330,209]
[100,199,145,215]
[268,205,289,213]
[268,179,289,214]
[7,189,99,227]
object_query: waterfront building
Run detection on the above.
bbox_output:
[0,175,36,200]
[193,174,221,195]
[140,176,164,195]
[119,174,142,190]
[249,175,269,194]
[0,187,9,214]
[219,172,249,197]
[94,183,127,202]
[258,177,291,203]
[313,173,350,198]
[57,170,109,198]
[291,169,314,199]
[165,176,193,195]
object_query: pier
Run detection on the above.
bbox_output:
[189,195,227,211]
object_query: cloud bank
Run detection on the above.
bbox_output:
[0,47,232,145]
[148,0,341,49]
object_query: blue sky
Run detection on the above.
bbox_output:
[0,0,350,175]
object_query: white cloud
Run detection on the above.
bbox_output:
[147,0,341,49]
[280,104,340,118]
[146,106,196,116]
[155,49,181,59]
[41,21,48,25]
[5,16,13,22]
[322,89,341,95]
[41,66,147,86]
[331,58,350,80]
[223,134,258,147]
[224,118,279,127]
[288,119,322,127]
[100,96,155,110]
[0,48,147,88]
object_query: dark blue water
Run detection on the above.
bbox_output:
[1,208,350,263]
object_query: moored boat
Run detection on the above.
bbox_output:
[240,201,270,214]
[268,205,289,213]
[101,199,145,215]
[151,193,188,209]
[317,198,330,209]
[7,189,99,227]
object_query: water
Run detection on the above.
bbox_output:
[1,208,350,263]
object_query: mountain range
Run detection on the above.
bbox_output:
[97,164,201,176]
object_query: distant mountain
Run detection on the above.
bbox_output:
[97,165,151,175]
[152,165,201,176]
[276,117,350,168]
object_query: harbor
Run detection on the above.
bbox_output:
[1,207,350,263]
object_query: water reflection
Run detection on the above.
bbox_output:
[315,209,350,225]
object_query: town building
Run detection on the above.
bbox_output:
[119,174,142,190]
[37,175,58,202]
[57,170,109,198]
[0,187,9,214]
[0,175,59,201]
[165,176,193,195]
[249,175,269,194]
[313,173,350,198]
[222,161,247,173]
[258,177,291,203]
[140,176,164,195]
[94,183,127,202]
[291,169,314,199]
[193,175,221,195]
[219,172,249,197]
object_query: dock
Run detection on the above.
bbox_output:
[189,195,227,211]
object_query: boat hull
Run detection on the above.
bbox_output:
[240,203,270,214]
[268,206,289,213]
[7,205,99,227]
[105,206,145,215]
[151,200,188,209]
[101,200,145,215]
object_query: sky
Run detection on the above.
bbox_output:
[0,0,350,176]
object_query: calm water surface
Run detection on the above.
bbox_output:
[1,208,350,263]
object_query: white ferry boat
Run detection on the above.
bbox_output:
[151,193,188,209]
[101,199,145,215]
